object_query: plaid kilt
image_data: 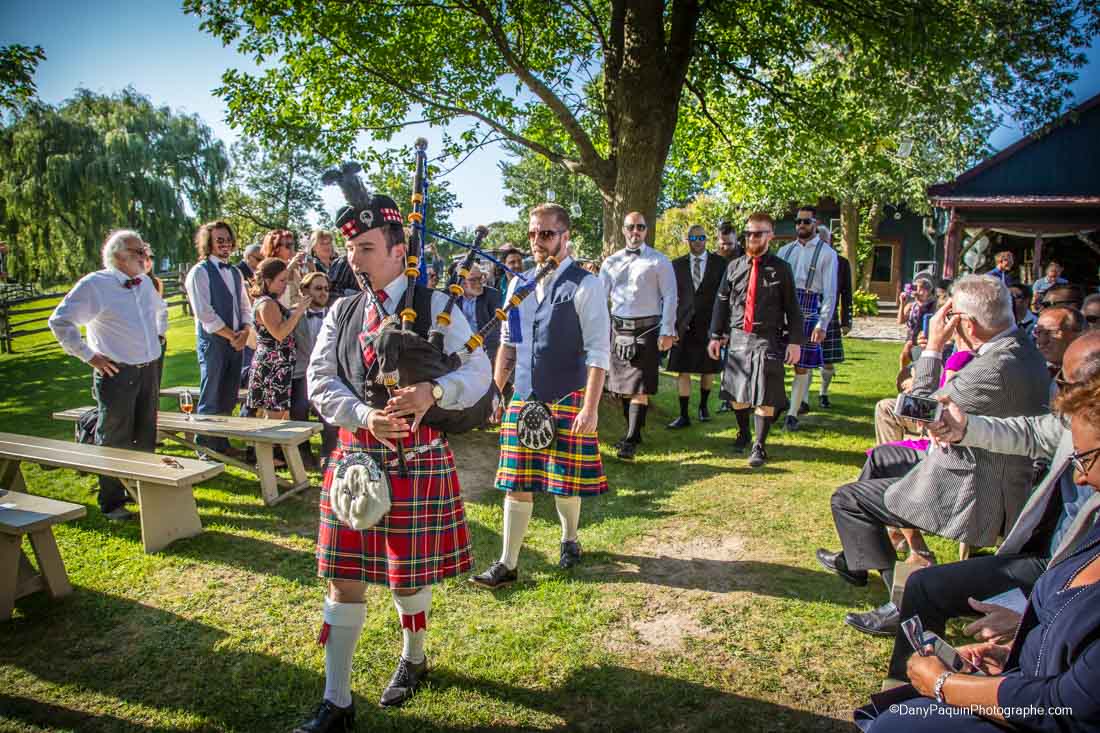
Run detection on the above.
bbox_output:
[794,289,824,369]
[317,423,473,589]
[496,389,608,497]
[821,315,845,364]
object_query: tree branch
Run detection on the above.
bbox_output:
[685,78,732,148]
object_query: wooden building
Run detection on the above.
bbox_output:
[928,92,1100,289]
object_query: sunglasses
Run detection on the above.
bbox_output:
[795,218,815,225]
[1087,314,1099,325]
[744,230,771,238]
[527,229,564,241]
[1070,446,1100,476]
[688,235,707,242]
[624,223,647,231]
[1041,299,1079,309]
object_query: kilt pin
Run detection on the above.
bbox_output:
[317,423,473,589]
[496,389,608,497]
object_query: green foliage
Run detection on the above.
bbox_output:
[852,289,880,317]
[0,89,229,284]
[0,44,46,112]
[653,194,739,258]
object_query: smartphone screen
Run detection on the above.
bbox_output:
[895,394,941,422]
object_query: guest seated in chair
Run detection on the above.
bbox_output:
[857,365,1100,732]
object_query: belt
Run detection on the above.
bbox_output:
[612,314,660,330]
[120,359,157,369]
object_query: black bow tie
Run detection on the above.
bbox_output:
[123,277,142,289]
[307,311,325,319]
[217,261,233,270]
[625,248,641,256]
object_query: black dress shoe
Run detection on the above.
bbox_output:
[747,443,767,468]
[798,401,810,415]
[819,394,832,409]
[845,602,900,637]
[559,540,582,569]
[379,655,429,708]
[731,432,751,453]
[717,401,733,414]
[784,415,800,432]
[617,440,637,460]
[815,548,868,587]
[698,405,711,422]
[469,561,518,589]
[293,699,355,733]
[667,416,691,429]
[103,507,137,521]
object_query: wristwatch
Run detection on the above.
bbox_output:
[429,380,444,403]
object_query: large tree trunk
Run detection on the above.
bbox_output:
[840,200,859,294]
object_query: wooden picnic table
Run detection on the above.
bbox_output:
[0,432,223,555]
[0,489,85,620]
[53,408,321,506]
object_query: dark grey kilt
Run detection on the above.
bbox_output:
[667,332,722,374]
[719,329,787,409]
[822,317,845,364]
[608,323,660,395]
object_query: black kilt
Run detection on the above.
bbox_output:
[720,329,787,409]
[667,332,722,374]
[822,317,845,364]
[608,322,660,395]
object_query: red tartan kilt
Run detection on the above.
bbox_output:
[316,423,473,589]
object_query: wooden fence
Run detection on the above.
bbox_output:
[0,268,191,354]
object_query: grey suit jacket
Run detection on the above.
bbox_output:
[292,309,327,380]
[884,330,1051,545]
[964,412,1100,567]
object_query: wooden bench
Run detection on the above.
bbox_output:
[53,409,321,506]
[0,433,222,554]
[0,490,85,620]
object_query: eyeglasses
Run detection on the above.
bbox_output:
[944,310,971,321]
[795,218,815,225]
[125,248,151,260]
[1070,446,1100,476]
[527,229,564,242]
[1032,326,1061,339]
[744,230,771,238]
[214,236,233,244]
[1053,366,1081,391]
[624,223,647,231]
[1011,293,1028,301]
[688,235,707,242]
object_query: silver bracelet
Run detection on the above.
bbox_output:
[933,670,955,704]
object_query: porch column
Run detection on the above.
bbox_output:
[1032,236,1044,282]
[943,209,963,279]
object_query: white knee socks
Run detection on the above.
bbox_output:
[788,372,811,417]
[321,597,367,708]
[555,495,581,542]
[821,364,836,396]
[499,497,534,570]
[392,587,432,664]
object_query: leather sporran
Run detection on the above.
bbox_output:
[516,400,556,450]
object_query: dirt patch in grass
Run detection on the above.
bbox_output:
[630,610,711,652]
[449,430,503,501]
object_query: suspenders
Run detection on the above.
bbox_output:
[803,240,825,293]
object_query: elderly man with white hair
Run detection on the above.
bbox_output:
[816,274,1051,631]
[49,230,168,520]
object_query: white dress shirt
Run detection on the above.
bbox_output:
[776,236,838,332]
[49,269,167,365]
[503,256,611,400]
[184,255,252,334]
[307,275,492,432]
[598,244,678,336]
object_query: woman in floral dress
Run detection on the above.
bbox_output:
[247,257,310,419]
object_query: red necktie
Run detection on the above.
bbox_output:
[359,290,388,371]
[743,257,760,333]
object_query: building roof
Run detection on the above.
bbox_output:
[928,92,1100,205]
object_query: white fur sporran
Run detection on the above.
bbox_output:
[516,401,556,450]
[330,452,391,530]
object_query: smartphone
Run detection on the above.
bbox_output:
[894,393,943,423]
[922,313,933,338]
[901,616,982,675]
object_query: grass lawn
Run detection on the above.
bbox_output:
[0,305,964,732]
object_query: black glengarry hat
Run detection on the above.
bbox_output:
[322,162,404,239]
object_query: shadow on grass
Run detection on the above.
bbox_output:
[428,665,851,732]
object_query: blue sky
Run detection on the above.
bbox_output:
[3,0,1099,229]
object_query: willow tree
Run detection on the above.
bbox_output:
[190,0,1099,254]
[0,89,229,283]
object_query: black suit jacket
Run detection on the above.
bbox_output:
[835,255,853,329]
[464,287,502,364]
[236,260,253,284]
[671,251,726,343]
[327,255,362,296]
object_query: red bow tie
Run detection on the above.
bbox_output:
[123,277,142,289]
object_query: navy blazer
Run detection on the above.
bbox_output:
[996,520,1100,732]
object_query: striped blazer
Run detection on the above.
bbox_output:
[884,330,1051,546]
